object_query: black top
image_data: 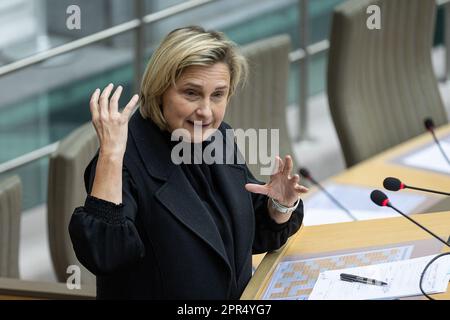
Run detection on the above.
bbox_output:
[166,132,239,296]
[69,113,303,300]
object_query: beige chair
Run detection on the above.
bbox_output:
[0,175,21,278]
[47,122,98,285]
[225,35,295,181]
[327,0,448,167]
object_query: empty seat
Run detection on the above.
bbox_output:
[0,175,22,278]
[327,0,447,167]
[47,122,98,285]
[225,34,295,181]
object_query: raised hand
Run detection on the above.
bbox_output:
[90,83,139,158]
[245,155,308,207]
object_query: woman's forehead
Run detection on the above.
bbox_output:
[177,63,230,88]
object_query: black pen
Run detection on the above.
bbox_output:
[340,273,388,286]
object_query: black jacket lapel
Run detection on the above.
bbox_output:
[155,168,231,270]
[211,125,255,281]
[129,111,232,274]
[212,163,254,280]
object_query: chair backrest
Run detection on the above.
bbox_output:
[0,175,21,278]
[225,34,294,181]
[47,122,98,284]
[327,0,447,167]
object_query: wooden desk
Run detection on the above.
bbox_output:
[0,278,95,300]
[327,124,450,212]
[2,127,448,300]
[246,124,450,300]
[243,211,450,300]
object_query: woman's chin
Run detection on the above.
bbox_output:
[185,126,217,143]
[188,132,214,143]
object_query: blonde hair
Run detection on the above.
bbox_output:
[139,26,248,130]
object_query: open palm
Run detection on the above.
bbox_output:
[245,155,308,207]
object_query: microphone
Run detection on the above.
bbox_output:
[424,118,450,167]
[383,177,450,196]
[371,189,450,300]
[299,167,357,221]
[370,190,449,248]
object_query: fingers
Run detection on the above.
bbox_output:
[89,88,100,121]
[95,83,138,120]
[292,173,308,193]
[245,183,269,195]
[99,83,114,117]
[122,94,140,119]
[291,173,300,185]
[294,184,309,194]
[275,156,284,175]
[282,155,293,178]
[109,85,123,114]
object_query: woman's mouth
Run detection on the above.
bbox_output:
[187,120,212,128]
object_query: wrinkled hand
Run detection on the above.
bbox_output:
[245,155,308,207]
[90,83,139,158]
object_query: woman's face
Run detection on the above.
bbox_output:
[162,62,230,142]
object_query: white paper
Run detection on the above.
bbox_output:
[261,246,413,300]
[400,141,450,174]
[309,255,450,300]
[302,208,354,225]
[303,208,399,226]
[303,184,428,226]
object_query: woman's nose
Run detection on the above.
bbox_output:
[196,98,213,117]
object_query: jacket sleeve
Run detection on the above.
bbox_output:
[68,153,145,276]
[220,121,304,254]
[245,163,304,254]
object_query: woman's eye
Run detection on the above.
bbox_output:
[213,92,224,98]
[185,90,197,97]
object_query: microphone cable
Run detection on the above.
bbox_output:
[370,189,450,300]
[419,252,450,300]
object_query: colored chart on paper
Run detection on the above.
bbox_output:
[261,246,413,300]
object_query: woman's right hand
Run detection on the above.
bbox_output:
[90,83,139,158]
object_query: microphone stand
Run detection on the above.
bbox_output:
[428,128,450,167]
[304,174,358,221]
[387,203,450,248]
[389,203,450,301]
[373,190,450,300]
[404,185,450,196]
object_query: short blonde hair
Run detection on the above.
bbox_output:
[139,26,248,130]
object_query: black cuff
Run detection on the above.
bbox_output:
[84,195,126,225]
[265,200,303,232]
[265,213,292,231]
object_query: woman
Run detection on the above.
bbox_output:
[69,26,308,299]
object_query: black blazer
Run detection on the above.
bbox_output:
[69,110,303,299]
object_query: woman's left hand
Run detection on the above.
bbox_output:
[245,155,309,207]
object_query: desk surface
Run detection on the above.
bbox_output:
[246,124,450,300]
[0,277,95,300]
[243,211,450,300]
[330,124,450,199]
[3,127,449,300]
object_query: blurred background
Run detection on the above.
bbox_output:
[0,0,449,286]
